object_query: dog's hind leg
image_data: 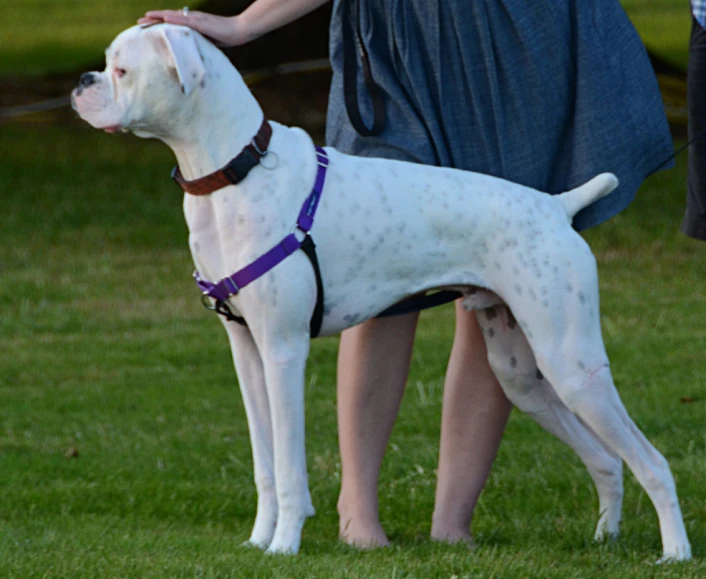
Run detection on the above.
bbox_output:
[546,360,690,562]
[520,246,690,562]
[475,306,623,541]
[223,320,278,549]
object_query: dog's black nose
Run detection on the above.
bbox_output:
[79,72,96,88]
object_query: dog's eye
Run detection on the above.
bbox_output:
[115,68,127,78]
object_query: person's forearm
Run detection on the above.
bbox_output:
[237,0,331,43]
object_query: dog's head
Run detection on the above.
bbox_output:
[71,24,207,137]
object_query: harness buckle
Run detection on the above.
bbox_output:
[201,293,246,325]
[316,152,329,168]
[290,223,311,238]
[223,276,239,296]
[223,148,258,183]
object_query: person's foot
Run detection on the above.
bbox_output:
[338,502,390,548]
[430,524,475,547]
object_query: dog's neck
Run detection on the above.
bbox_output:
[161,59,265,182]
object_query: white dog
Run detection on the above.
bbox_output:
[72,24,691,561]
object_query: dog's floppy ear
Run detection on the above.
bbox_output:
[150,25,206,96]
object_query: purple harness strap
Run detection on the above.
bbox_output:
[195,147,329,325]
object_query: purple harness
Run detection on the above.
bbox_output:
[189,141,463,335]
[194,146,329,335]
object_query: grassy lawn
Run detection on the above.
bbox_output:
[622,0,691,67]
[1,1,197,75]
[1,114,705,576]
[0,0,691,76]
[0,0,702,576]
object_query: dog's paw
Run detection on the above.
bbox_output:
[593,529,619,544]
[656,544,692,564]
[263,508,314,555]
[265,523,303,555]
[245,494,279,549]
[593,515,620,543]
[265,530,300,556]
[242,538,269,550]
[245,515,277,549]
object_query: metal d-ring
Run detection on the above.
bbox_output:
[260,150,279,170]
[201,293,217,311]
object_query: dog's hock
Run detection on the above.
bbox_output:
[150,25,206,95]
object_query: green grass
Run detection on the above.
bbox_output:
[1,115,705,577]
[1,1,197,76]
[622,0,691,67]
[0,1,699,576]
[0,0,691,76]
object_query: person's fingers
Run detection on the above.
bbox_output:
[137,10,238,46]
[156,9,189,25]
[143,10,177,19]
[138,10,168,23]
[138,10,190,25]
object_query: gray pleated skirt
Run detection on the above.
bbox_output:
[326,0,673,230]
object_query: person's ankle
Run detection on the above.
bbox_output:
[337,488,378,518]
[430,524,474,546]
[339,514,390,548]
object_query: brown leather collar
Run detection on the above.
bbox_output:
[171,118,273,196]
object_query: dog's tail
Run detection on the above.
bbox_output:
[557,173,619,219]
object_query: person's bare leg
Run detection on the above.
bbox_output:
[337,312,419,547]
[431,302,512,543]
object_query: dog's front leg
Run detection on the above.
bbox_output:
[222,320,278,549]
[258,331,315,555]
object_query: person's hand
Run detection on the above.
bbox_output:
[137,10,243,46]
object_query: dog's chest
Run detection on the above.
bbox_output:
[182,142,317,285]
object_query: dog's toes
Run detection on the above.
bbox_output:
[242,538,269,550]
[245,525,276,549]
[656,544,692,564]
[246,506,278,549]
[265,528,301,555]
[245,525,276,548]
[655,554,691,565]
[265,541,298,556]
[593,519,620,543]
[265,511,311,555]
[593,529,619,544]
[244,522,277,549]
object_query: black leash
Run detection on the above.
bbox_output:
[342,0,386,136]
[649,125,706,175]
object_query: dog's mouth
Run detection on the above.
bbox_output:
[102,124,123,134]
